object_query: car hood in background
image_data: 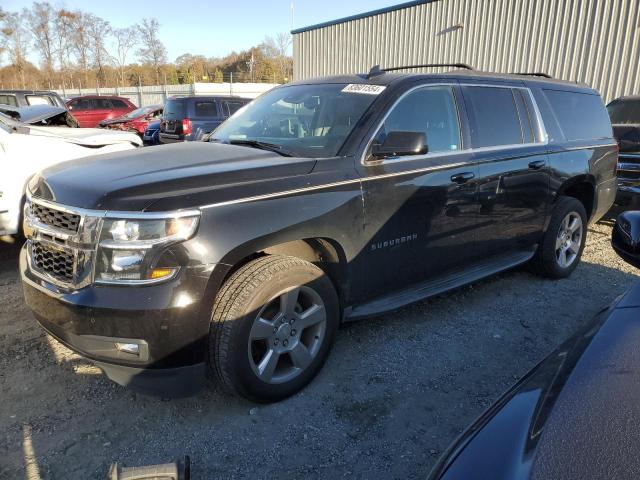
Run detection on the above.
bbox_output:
[26,125,142,147]
[30,142,317,211]
[0,104,67,124]
[428,281,640,480]
[613,124,640,153]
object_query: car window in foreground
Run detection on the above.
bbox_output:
[607,99,640,125]
[211,83,380,158]
[374,85,461,154]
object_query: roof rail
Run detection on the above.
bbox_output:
[366,63,474,78]
[512,72,552,78]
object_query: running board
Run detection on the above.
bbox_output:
[347,249,535,320]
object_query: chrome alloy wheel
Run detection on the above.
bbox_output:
[248,286,327,384]
[555,212,583,268]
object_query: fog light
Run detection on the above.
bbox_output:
[115,343,140,355]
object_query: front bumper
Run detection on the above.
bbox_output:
[20,246,212,396]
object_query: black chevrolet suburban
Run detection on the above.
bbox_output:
[20,67,617,402]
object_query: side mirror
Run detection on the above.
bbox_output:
[371,131,428,159]
[612,211,640,268]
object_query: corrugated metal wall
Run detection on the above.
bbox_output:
[293,0,640,102]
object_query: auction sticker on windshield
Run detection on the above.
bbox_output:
[341,84,387,95]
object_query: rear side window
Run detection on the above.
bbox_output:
[0,95,18,107]
[163,99,186,118]
[111,99,129,109]
[194,100,218,117]
[97,98,114,109]
[544,89,612,141]
[463,86,523,148]
[26,95,54,106]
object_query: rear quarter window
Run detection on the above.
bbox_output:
[111,99,129,109]
[26,95,54,106]
[544,89,612,141]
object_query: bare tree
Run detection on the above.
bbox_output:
[137,18,167,85]
[112,26,138,87]
[85,13,111,86]
[23,2,56,75]
[1,11,30,87]
[71,11,91,87]
[262,33,293,81]
[54,9,77,88]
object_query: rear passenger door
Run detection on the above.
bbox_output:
[461,84,550,256]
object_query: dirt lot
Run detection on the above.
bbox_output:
[0,217,638,479]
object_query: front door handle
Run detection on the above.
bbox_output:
[451,172,475,184]
[528,160,546,170]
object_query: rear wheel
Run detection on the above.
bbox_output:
[531,196,587,278]
[209,255,339,402]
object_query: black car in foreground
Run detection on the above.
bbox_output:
[159,95,249,143]
[608,95,640,207]
[21,66,617,402]
[428,210,640,480]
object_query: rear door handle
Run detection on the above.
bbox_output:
[451,172,475,184]
[528,160,546,170]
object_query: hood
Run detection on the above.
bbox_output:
[429,281,640,480]
[0,104,66,124]
[31,142,317,211]
[26,125,142,147]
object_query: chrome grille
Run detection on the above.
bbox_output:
[31,202,80,232]
[31,241,75,282]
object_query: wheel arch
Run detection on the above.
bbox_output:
[555,175,596,220]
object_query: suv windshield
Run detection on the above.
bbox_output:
[607,99,640,124]
[211,83,380,158]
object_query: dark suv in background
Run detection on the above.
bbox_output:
[159,95,250,143]
[608,95,640,207]
[20,67,617,403]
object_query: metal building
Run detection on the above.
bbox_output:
[292,0,640,102]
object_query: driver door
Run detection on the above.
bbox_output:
[357,83,480,300]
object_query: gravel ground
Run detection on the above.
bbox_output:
[0,217,638,479]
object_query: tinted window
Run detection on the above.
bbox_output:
[194,100,218,117]
[69,98,92,110]
[0,95,18,107]
[464,86,523,147]
[544,89,612,141]
[97,98,114,109]
[111,99,129,109]
[607,98,640,125]
[374,85,461,154]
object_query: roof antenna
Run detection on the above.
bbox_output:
[367,65,385,79]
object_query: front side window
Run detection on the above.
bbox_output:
[372,85,462,155]
[212,83,380,158]
[464,86,524,148]
[26,95,54,106]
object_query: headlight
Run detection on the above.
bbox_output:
[96,215,199,284]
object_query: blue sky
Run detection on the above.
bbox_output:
[4,0,398,63]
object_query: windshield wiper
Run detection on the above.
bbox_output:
[227,139,295,157]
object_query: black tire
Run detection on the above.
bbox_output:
[209,255,339,403]
[531,196,587,279]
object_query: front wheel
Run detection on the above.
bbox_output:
[209,255,339,403]
[531,196,587,278]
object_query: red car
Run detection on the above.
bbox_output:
[66,95,136,128]
[98,104,163,136]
